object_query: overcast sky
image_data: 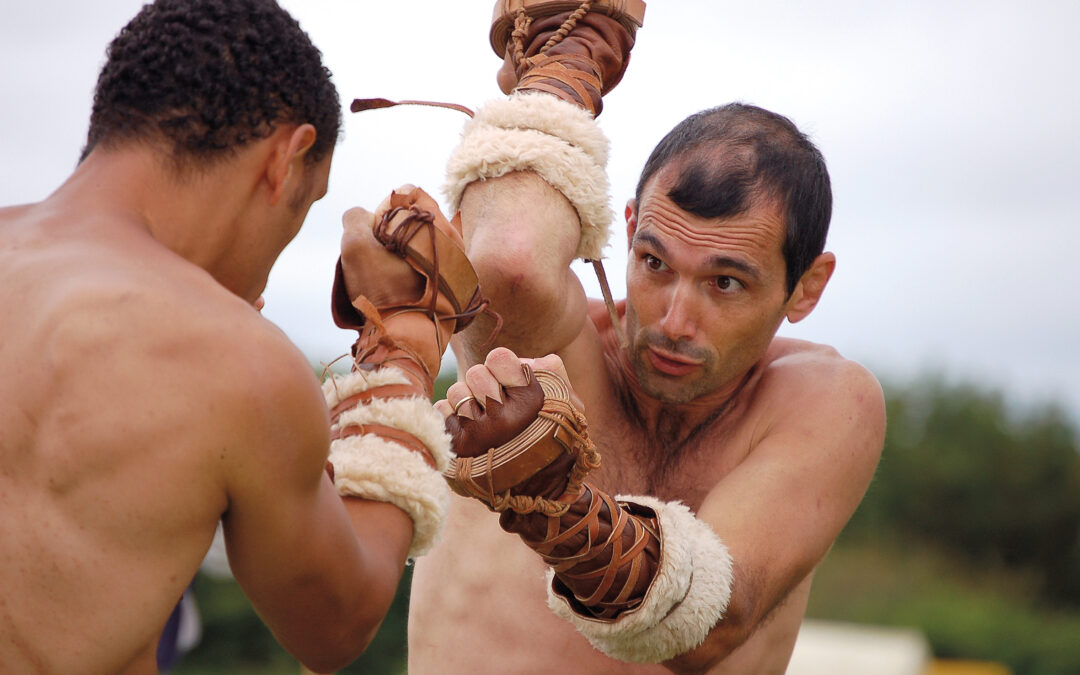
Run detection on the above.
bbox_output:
[3,1,1079,425]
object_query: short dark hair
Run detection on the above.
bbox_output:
[635,104,832,296]
[81,0,341,167]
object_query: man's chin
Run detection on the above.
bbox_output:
[635,366,705,405]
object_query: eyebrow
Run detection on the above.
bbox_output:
[633,231,763,283]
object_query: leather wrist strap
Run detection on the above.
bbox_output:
[504,483,661,619]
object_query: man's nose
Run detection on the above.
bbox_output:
[660,282,697,342]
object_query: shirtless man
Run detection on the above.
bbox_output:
[407,2,885,673]
[0,1,474,672]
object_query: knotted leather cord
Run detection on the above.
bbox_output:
[375,205,443,352]
[373,204,495,355]
[511,1,594,64]
[539,1,593,53]
[511,12,533,68]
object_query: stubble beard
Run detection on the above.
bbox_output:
[625,309,720,406]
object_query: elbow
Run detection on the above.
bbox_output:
[664,625,751,675]
[284,575,397,673]
[471,243,551,302]
[292,620,381,674]
[664,591,759,674]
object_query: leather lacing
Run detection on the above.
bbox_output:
[513,484,661,619]
[374,204,500,355]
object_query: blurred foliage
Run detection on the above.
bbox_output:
[172,373,1080,674]
[845,376,1080,607]
[811,375,1080,675]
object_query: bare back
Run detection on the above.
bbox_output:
[0,202,321,673]
[411,299,882,674]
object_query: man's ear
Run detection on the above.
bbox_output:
[785,252,836,324]
[266,123,318,206]
[625,198,637,250]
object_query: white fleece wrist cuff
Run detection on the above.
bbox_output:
[444,92,613,261]
[324,368,453,558]
[546,496,734,663]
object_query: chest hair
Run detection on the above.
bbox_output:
[590,396,739,504]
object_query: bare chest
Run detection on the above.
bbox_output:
[582,396,756,507]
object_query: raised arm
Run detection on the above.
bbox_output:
[444,0,644,365]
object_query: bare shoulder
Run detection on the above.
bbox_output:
[50,255,328,466]
[753,337,886,451]
[761,337,883,401]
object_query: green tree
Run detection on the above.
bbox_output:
[847,376,1080,607]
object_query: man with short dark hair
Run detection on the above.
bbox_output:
[0,1,473,672]
[406,2,885,672]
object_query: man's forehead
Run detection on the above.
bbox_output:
[636,168,785,231]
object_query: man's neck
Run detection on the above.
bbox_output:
[51,147,252,284]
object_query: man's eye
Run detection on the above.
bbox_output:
[712,276,744,293]
[644,254,666,271]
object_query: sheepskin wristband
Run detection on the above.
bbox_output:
[443,92,613,261]
[546,495,734,663]
[323,367,453,558]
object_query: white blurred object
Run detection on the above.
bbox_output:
[786,620,932,675]
[177,589,202,653]
[199,522,233,580]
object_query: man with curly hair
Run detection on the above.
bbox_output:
[0,1,465,672]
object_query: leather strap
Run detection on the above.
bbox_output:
[507,484,662,619]
[331,422,437,469]
[517,53,604,114]
[328,384,422,420]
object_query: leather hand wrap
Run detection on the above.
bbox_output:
[331,187,495,396]
[444,367,600,516]
[490,0,646,116]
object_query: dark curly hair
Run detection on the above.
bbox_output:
[81,0,341,166]
[636,104,832,297]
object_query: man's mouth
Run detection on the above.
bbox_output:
[646,346,702,377]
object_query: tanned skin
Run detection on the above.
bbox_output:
[408,164,884,674]
[0,126,415,674]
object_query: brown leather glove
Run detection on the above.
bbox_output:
[443,359,660,620]
[444,366,599,515]
[491,0,646,116]
[331,186,492,397]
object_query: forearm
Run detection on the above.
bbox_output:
[500,484,660,618]
[288,498,412,672]
[501,485,735,664]
[457,173,588,362]
[336,497,414,644]
[444,93,613,363]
